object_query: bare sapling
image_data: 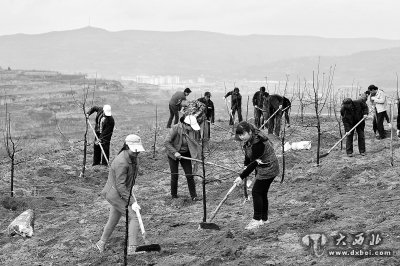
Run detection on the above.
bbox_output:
[70,78,93,178]
[153,105,157,158]
[310,61,336,166]
[2,98,22,197]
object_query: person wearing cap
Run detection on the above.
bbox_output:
[224,87,243,125]
[180,98,207,140]
[86,105,115,166]
[165,115,200,200]
[198,91,215,139]
[96,134,145,255]
[252,87,268,128]
[167,88,192,128]
[233,121,279,230]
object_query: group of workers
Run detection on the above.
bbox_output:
[88,83,397,255]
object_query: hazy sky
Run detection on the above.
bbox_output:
[1,0,399,39]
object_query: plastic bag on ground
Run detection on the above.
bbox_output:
[284,141,312,151]
[7,209,35,238]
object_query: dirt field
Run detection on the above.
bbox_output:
[1,78,400,265]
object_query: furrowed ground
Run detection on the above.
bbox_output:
[0,77,399,266]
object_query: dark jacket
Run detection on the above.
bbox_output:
[225,91,242,109]
[87,106,115,142]
[164,123,201,160]
[197,97,215,123]
[239,129,279,180]
[252,91,267,107]
[101,150,138,206]
[340,98,368,130]
[263,94,291,123]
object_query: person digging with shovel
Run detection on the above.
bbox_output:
[96,134,145,255]
[86,104,115,166]
[165,115,201,201]
[233,121,279,230]
[340,96,369,157]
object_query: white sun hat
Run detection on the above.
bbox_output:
[103,105,112,116]
[184,115,200,131]
[125,134,145,152]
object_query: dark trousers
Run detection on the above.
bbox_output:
[252,178,275,221]
[168,154,197,198]
[254,107,263,128]
[267,110,282,136]
[167,104,179,128]
[346,123,365,154]
[93,132,110,166]
[376,111,386,138]
[229,107,243,125]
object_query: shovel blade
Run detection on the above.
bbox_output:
[135,244,161,252]
[319,152,329,159]
[199,222,220,230]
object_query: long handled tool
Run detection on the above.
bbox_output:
[320,116,367,158]
[208,183,237,222]
[259,105,282,130]
[180,156,240,174]
[131,193,161,253]
[87,119,109,166]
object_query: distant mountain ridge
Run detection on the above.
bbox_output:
[1,26,400,83]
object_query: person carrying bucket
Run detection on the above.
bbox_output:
[96,134,145,255]
[233,121,279,230]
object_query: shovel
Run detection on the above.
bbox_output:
[180,156,240,175]
[87,119,109,166]
[131,194,161,253]
[320,116,367,158]
[198,169,220,230]
[208,183,237,222]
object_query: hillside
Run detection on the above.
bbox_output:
[1,77,400,265]
[248,47,400,87]
[1,27,400,81]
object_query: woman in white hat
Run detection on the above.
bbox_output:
[165,115,201,201]
[96,134,145,255]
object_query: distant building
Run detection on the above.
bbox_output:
[121,75,180,85]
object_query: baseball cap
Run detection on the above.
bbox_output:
[125,134,145,152]
[183,115,200,131]
[103,105,112,116]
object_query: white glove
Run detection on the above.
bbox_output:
[279,105,282,109]
[174,152,181,159]
[131,202,141,212]
[234,176,243,186]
